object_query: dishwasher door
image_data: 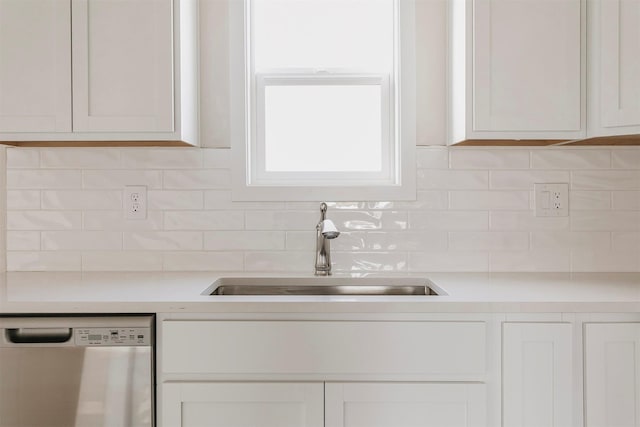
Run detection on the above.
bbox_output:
[0,316,153,427]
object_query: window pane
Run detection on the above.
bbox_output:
[252,0,394,71]
[263,85,383,172]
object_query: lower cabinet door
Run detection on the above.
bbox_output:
[502,323,573,427]
[161,382,324,427]
[585,323,640,427]
[325,383,486,427]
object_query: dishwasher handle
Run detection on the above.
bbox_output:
[6,327,73,344]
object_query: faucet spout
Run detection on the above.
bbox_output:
[315,203,340,276]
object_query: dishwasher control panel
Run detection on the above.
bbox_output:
[75,327,151,346]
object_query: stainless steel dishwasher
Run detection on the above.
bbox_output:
[0,315,154,427]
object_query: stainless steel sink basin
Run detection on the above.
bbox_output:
[204,277,442,296]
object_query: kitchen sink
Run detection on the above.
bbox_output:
[204,277,443,296]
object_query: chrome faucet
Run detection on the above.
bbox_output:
[315,202,340,276]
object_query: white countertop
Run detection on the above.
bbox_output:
[0,271,639,313]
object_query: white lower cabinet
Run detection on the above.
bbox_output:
[158,314,640,427]
[584,323,640,427]
[161,382,486,427]
[502,323,573,427]
[325,383,486,427]
[158,317,490,427]
[161,382,324,427]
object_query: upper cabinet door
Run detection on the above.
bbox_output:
[588,0,640,136]
[0,0,71,133]
[71,0,174,133]
[449,0,585,144]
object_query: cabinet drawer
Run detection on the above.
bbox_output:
[162,321,486,378]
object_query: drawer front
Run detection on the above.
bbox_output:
[162,321,486,377]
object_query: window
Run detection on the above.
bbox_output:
[230,0,416,201]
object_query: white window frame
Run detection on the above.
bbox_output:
[230,0,416,201]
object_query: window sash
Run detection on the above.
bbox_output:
[250,73,394,186]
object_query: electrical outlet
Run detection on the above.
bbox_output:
[534,183,569,217]
[124,185,147,219]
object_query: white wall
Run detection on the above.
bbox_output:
[5,146,639,272]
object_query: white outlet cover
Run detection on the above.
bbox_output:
[534,183,569,217]
[124,185,147,220]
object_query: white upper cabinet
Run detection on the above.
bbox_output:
[449,0,585,144]
[0,0,198,144]
[0,0,71,133]
[72,0,174,133]
[587,0,640,136]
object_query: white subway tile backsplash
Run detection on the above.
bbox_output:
[147,190,204,210]
[490,211,569,231]
[5,146,639,272]
[7,211,82,230]
[572,171,640,190]
[245,210,317,231]
[123,231,203,251]
[410,211,489,231]
[402,191,449,210]
[331,211,409,231]
[8,170,81,189]
[40,148,121,169]
[121,148,202,169]
[205,231,285,250]
[409,252,489,272]
[449,232,529,251]
[571,211,640,231]
[285,231,316,251]
[42,231,122,251]
[328,231,449,252]
[612,191,640,210]
[571,248,640,272]
[83,170,163,189]
[163,169,231,189]
[569,191,611,210]
[164,211,244,230]
[81,251,163,271]
[530,231,611,250]
[531,150,610,169]
[612,232,640,251]
[6,148,39,168]
[162,251,244,271]
[449,191,529,210]
[205,190,286,210]
[6,190,40,210]
[7,231,40,251]
[333,251,408,272]
[490,250,571,272]
[450,149,530,169]
[612,149,640,169]
[490,171,570,190]
[244,251,314,272]
[7,251,81,271]
[418,170,489,190]
[83,211,163,231]
[42,190,122,210]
